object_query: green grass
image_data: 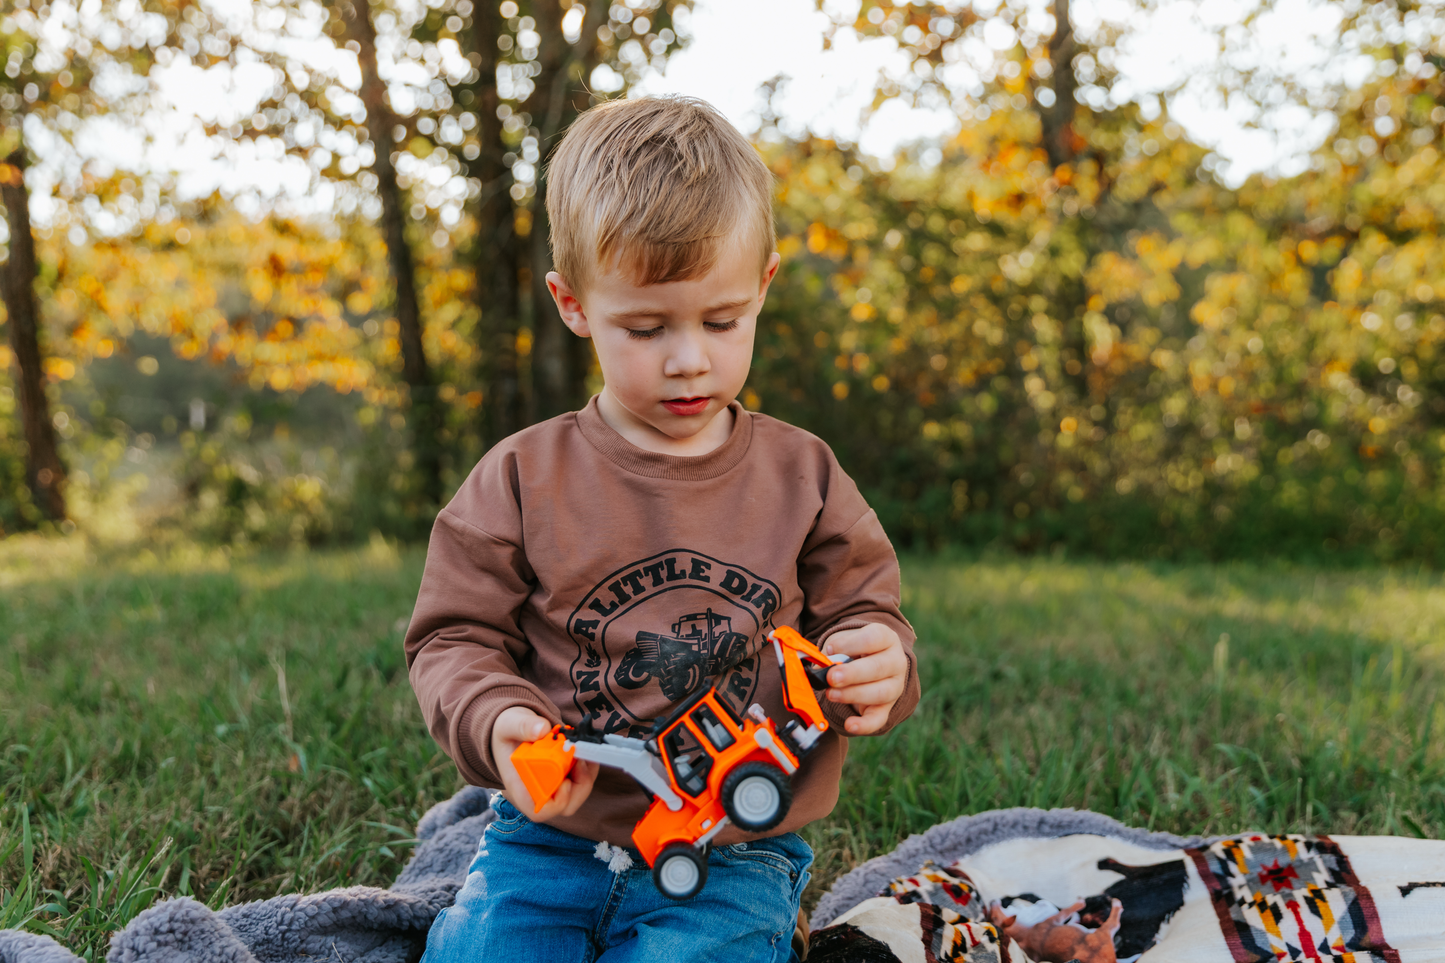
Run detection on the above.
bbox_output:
[4,538,1445,957]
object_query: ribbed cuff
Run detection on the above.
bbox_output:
[817,618,874,648]
[457,686,562,786]
[884,649,917,730]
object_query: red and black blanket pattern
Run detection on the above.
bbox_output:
[807,824,1445,963]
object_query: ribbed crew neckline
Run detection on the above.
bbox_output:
[575,394,754,480]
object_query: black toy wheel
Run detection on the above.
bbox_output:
[721,762,792,832]
[653,843,708,900]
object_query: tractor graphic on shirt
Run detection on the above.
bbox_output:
[614,609,749,701]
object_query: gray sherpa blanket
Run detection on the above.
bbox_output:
[6,787,1445,962]
[0,786,496,963]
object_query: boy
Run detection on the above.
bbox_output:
[406,96,919,963]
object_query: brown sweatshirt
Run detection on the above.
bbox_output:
[404,396,918,847]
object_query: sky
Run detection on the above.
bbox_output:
[636,0,1369,182]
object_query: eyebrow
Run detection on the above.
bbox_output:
[606,297,755,322]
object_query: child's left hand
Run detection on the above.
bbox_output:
[821,623,908,735]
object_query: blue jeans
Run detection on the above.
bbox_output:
[422,797,813,963]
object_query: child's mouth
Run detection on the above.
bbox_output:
[662,397,709,416]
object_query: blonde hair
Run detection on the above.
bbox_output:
[545,96,775,294]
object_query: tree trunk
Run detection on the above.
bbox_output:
[1041,0,1078,169]
[526,0,609,420]
[0,147,66,523]
[1035,0,1090,402]
[346,0,443,509]
[471,0,524,444]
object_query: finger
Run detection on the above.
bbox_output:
[827,651,900,687]
[827,678,904,707]
[543,779,572,817]
[844,702,891,734]
[501,784,539,816]
[532,770,574,819]
[558,761,599,817]
[538,760,597,820]
[822,625,895,659]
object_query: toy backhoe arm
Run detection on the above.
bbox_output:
[768,626,848,739]
[511,726,685,815]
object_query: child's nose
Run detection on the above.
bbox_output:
[663,331,710,378]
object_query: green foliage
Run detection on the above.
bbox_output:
[147,405,446,547]
[0,384,38,535]
[345,393,463,543]
[4,544,1445,951]
[170,417,346,547]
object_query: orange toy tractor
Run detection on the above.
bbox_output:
[510,626,847,900]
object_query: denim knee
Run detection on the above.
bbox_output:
[423,798,814,963]
[422,798,609,963]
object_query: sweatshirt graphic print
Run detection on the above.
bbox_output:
[568,549,779,734]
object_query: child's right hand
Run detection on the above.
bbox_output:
[491,706,598,822]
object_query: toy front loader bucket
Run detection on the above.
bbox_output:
[510,727,576,813]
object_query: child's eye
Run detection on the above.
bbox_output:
[627,326,663,340]
[704,319,741,333]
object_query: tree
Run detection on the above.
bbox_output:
[183,0,696,498]
[521,0,610,420]
[1038,0,1078,169]
[445,0,694,427]
[236,0,698,442]
[0,143,65,520]
[741,0,1445,558]
[469,0,525,440]
[0,0,199,524]
[344,0,444,509]
[180,0,451,512]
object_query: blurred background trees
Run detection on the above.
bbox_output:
[2,0,1444,563]
[0,0,204,522]
[764,0,1445,558]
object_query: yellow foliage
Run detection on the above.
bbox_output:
[44,358,76,381]
[1085,252,1148,306]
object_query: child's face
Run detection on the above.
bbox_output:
[548,245,781,453]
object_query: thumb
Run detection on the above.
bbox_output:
[498,708,551,742]
[516,713,550,740]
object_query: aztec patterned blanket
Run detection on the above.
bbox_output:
[3,787,1443,962]
[807,813,1445,962]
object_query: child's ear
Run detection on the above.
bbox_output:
[757,252,782,301]
[547,272,591,338]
